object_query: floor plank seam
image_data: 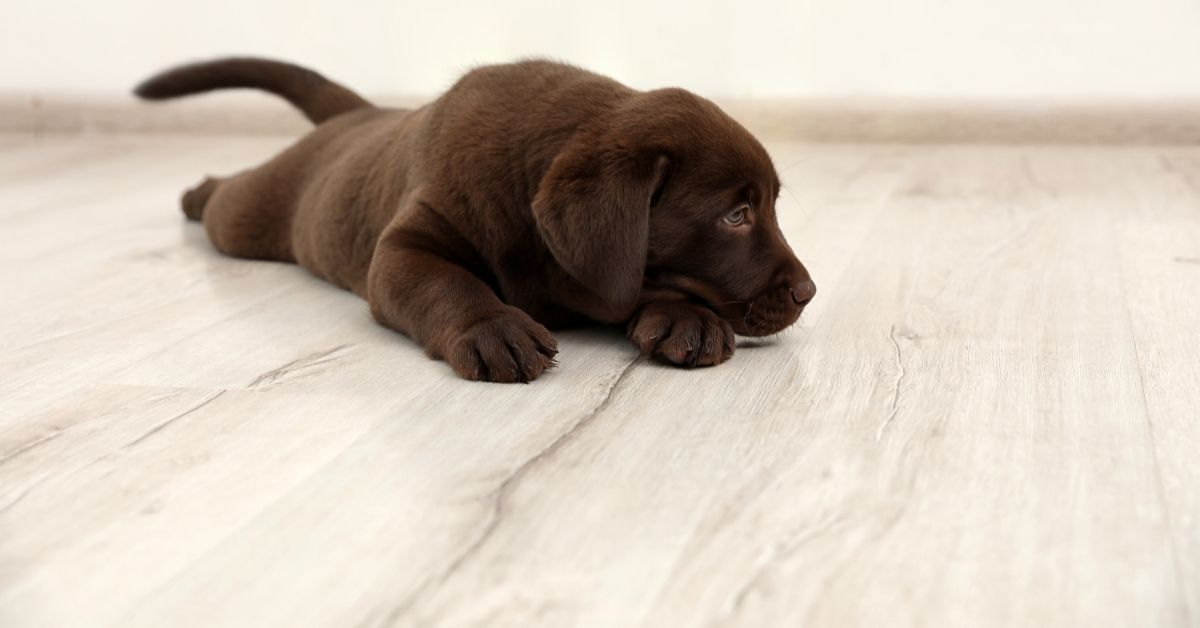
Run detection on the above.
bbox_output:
[0,474,50,515]
[0,428,69,468]
[246,343,356,390]
[715,511,859,627]
[1156,153,1200,196]
[368,356,642,627]
[121,390,226,449]
[107,279,302,375]
[1116,233,1195,626]
[875,323,907,442]
[1126,342,1193,625]
[1019,154,1058,199]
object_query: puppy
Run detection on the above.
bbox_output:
[135,58,815,382]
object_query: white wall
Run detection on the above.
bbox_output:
[4,0,1200,100]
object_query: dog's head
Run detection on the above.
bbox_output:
[532,88,813,335]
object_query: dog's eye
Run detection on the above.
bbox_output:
[723,205,748,226]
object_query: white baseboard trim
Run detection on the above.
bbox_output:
[4,92,1200,144]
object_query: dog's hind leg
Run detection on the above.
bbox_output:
[184,168,297,263]
[181,176,221,221]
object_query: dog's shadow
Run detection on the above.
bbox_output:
[558,325,787,374]
[736,337,783,350]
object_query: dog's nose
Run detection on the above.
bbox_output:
[790,280,816,306]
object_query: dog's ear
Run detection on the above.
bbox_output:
[532,138,670,317]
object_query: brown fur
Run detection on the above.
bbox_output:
[136,57,816,382]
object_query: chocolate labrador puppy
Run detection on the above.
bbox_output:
[135,58,815,382]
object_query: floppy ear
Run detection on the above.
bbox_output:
[532,138,670,317]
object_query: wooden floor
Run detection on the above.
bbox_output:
[1,133,1198,628]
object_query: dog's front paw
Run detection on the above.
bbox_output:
[446,307,558,383]
[627,301,735,367]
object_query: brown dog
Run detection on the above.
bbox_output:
[135,58,815,382]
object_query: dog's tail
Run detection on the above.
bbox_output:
[133,57,372,124]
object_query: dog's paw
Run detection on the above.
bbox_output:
[627,301,735,367]
[446,308,558,383]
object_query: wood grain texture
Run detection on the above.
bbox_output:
[0,135,1196,627]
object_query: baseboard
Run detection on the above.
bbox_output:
[4,91,1200,144]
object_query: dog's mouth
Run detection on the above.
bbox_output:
[724,300,802,336]
[641,272,804,337]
